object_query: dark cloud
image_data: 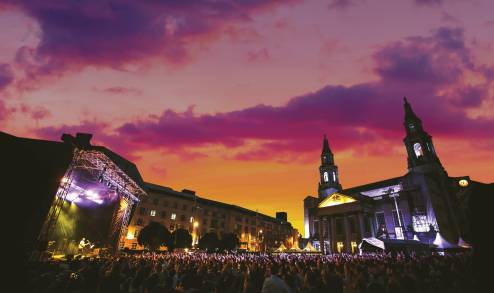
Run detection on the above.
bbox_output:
[4,0,291,80]
[18,104,51,121]
[0,64,14,122]
[415,0,443,6]
[33,27,494,161]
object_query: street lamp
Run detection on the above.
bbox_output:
[192,221,200,247]
[258,229,263,252]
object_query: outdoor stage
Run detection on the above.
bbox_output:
[38,147,146,258]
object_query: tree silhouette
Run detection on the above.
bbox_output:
[170,228,192,249]
[199,232,220,252]
[220,232,240,251]
[137,221,171,251]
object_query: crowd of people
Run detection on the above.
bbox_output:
[26,252,475,293]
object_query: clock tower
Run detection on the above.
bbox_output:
[403,97,444,173]
[318,135,342,198]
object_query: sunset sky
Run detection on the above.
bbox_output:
[1,0,493,233]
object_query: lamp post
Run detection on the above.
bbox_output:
[193,221,199,247]
[388,189,403,239]
[258,229,263,252]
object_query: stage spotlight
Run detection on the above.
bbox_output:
[66,192,79,202]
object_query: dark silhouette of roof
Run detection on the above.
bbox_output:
[342,176,404,195]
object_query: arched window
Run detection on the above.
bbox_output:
[413,143,424,158]
[323,172,329,182]
[332,171,336,182]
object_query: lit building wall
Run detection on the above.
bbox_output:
[121,182,295,251]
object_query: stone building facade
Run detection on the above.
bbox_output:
[122,183,296,251]
[304,98,484,253]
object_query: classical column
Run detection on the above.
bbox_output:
[357,213,365,238]
[318,217,325,254]
[324,217,330,254]
[343,215,350,253]
[330,216,336,254]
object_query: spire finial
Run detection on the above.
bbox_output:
[403,96,421,124]
[322,134,331,154]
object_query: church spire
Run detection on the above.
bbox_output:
[322,134,332,155]
[404,96,421,125]
[321,134,334,165]
[402,97,443,170]
[318,134,341,198]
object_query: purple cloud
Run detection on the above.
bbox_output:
[33,27,494,160]
[415,0,443,6]
[3,0,292,80]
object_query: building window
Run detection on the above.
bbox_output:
[182,204,187,211]
[375,212,385,231]
[412,214,429,232]
[332,171,336,182]
[171,213,176,220]
[392,210,404,240]
[136,218,143,226]
[413,143,424,158]
[153,198,159,205]
[161,211,166,219]
[180,214,186,222]
[150,209,156,217]
[190,216,194,223]
[134,229,139,238]
[131,243,137,250]
[323,172,329,182]
[351,241,357,253]
[139,207,146,215]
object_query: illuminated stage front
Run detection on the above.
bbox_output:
[39,148,146,256]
